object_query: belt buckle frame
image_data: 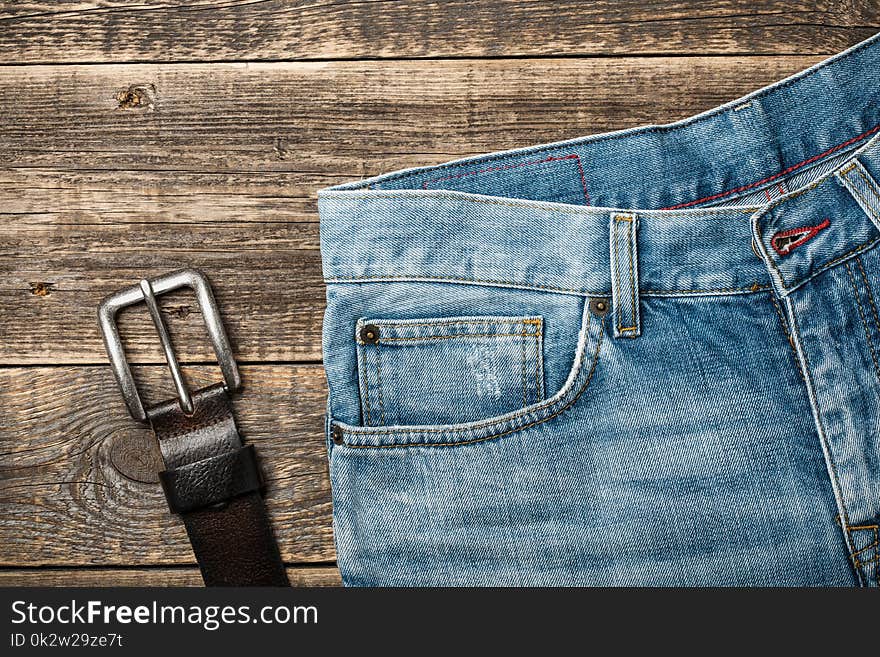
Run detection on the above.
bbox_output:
[98,269,241,422]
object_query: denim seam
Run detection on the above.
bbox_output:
[781,237,880,295]
[372,32,880,188]
[857,166,880,203]
[327,276,771,297]
[359,318,542,330]
[844,261,880,381]
[338,313,604,447]
[611,217,623,334]
[622,215,638,332]
[374,340,387,426]
[855,257,880,337]
[840,162,880,229]
[378,331,540,342]
[358,341,373,426]
[521,320,528,408]
[324,191,757,217]
[625,216,638,333]
[535,329,543,402]
[768,292,805,382]
[611,213,639,337]
[786,303,861,584]
[846,524,879,585]
[640,286,769,296]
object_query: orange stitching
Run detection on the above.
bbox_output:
[855,256,880,337]
[363,318,543,329]
[857,166,880,200]
[821,237,880,271]
[845,524,879,584]
[779,237,880,291]
[845,171,880,224]
[374,339,387,425]
[535,328,542,402]
[613,216,633,334]
[850,540,879,559]
[612,222,622,333]
[845,261,880,380]
[643,284,768,293]
[358,341,372,426]
[340,313,602,447]
[378,331,541,343]
[521,319,528,407]
[625,217,638,333]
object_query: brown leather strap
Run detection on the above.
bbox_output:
[148,383,289,587]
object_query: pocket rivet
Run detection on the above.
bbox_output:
[360,324,380,344]
[590,298,610,316]
[332,426,345,445]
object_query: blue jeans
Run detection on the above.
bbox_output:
[318,32,880,586]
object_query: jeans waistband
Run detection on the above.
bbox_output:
[319,32,880,299]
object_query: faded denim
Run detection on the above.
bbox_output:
[318,32,880,586]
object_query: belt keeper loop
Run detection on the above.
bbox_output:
[837,157,880,232]
[609,212,641,338]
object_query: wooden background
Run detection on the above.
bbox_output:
[1,1,878,586]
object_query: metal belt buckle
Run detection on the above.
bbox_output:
[98,269,241,422]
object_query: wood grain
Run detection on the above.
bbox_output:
[1,56,821,365]
[0,57,826,171]
[0,566,342,587]
[0,365,335,567]
[0,1,876,63]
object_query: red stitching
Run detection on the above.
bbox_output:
[771,217,831,256]
[662,124,880,210]
[422,153,591,204]
[573,152,591,204]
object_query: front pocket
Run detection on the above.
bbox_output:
[355,315,544,427]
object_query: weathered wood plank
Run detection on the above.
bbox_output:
[0,566,342,587]
[0,365,335,567]
[0,57,825,364]
[1,221,326,364]
[0,1,876,63]
[0,57,825,171]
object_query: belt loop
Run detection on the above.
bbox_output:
[837,158,880,231]
[609,212,641,338]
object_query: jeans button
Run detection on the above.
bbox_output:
[589,298,610,316]
[360,324,380,344]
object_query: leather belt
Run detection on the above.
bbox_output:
[98,270,289,587]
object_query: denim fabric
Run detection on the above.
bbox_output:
[318,32,880,586]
